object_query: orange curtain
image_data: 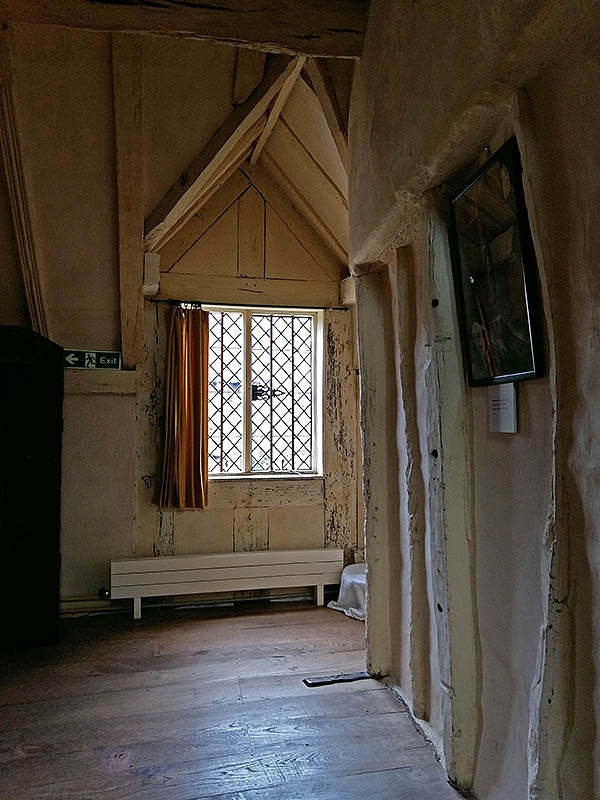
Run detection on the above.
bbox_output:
[159,307,209,509]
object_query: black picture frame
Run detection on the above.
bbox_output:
[447,137,544,387]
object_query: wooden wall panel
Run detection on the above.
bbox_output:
[210,479,324,509]
[265,205,328,281]
[64,369,136,395]
[234,507,269,597]
[241,162,344,279]
[269,505,325,550]
[234,508,269,552]
[62,395,136,596]
[160,167,343,297]
[263,120,348,253]
[238,186,265,277]
[281,77,347,195]
[159,170,249,272]
[174,509,233,554]
[171,204,238,277]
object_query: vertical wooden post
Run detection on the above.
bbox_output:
[323,308,357,562]
[354,264,400,678]
[420,199,481,790]
[392,246,431,720]
[112,33,144,368]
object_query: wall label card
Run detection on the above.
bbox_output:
[63,350,122,370]
[488,382,517,434]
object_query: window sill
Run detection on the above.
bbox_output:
[209,473,324,482]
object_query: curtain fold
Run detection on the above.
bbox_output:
[159,307,209,509]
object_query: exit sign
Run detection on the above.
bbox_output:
[63,350,122,370]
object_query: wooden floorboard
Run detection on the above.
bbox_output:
[0,602,461,799]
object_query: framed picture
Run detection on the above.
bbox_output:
[448,137,544,387]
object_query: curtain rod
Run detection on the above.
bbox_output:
[147,297,349,311]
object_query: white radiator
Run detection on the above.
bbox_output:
[111,548,344,619]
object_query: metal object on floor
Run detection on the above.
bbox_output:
[303,670,371,687]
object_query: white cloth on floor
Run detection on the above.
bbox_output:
[328,562,366,620]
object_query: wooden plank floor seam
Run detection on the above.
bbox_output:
[0,603,462,799]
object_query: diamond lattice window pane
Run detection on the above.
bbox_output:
[250,314,313,472]
[208,312,243,473]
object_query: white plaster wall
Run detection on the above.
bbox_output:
[350,1,600,797]
[61,395,136,597]
[519,55,600,798]
[349,0,597,263]
[11,24,120,351]
[3,29,313,605]
[471,381,552,800]
[142,37,236,218]
[6,25,130,600]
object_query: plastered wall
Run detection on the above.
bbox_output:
[11,24,120,351]
[350,1,600,798]
[142,36,236,218]
[0,24,357,604]
[470,381,553,799]
[520,55,600,797]
[5,25,129,602]
[61,394,136,597]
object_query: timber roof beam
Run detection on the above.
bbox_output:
[144,54,303,251]
[304,59,348,170]
[2,0,368,58]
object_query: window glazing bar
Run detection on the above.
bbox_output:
[243,310,252,473]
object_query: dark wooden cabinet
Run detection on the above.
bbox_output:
[0,326,63,648]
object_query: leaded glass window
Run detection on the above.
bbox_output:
[207,308,318,475]
[207,311,243,473]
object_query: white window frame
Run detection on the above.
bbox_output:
[204,304,324,479]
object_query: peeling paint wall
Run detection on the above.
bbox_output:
[137,301,358,575]
[323,308,357,562]
[351,1,600,798]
